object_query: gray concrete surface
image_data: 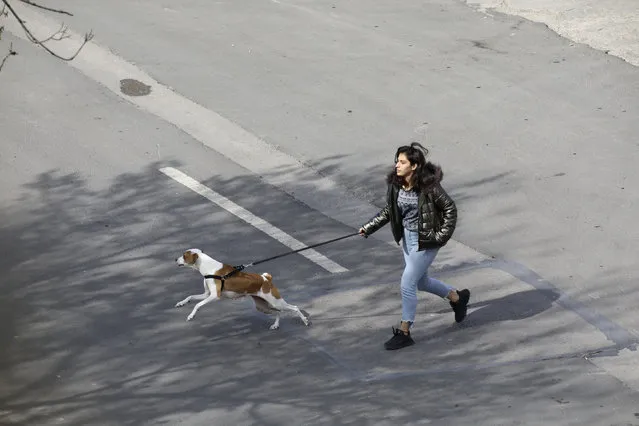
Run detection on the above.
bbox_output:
[2,0,639,425]
[464,0,639,67]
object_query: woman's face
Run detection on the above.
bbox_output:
[396,153,417,179]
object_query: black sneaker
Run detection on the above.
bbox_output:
[450,289,471,323]
[384,327,415,350]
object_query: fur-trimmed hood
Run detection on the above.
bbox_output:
[422,162,443,189]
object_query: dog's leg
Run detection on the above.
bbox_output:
[258,274,309,328]
[175,293,209,307]
[186,294,218,321]
[250,296,281,330]
[270,312,281,330]
[176,279,210,307]
[263,293,310,327]
[279,300,310,326]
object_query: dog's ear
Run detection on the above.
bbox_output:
[183,251,198,265]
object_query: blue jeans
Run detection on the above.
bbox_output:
[400,228,454,325]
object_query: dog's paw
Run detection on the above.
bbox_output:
[186,313,195,321]
[175,300,187,308]
[269,323,280,330]
[300,310,311,326]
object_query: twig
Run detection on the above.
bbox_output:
[0,41,17,71]
[26,22,71,43]
[1,0,94,61]
[44,23,71,41]
[1,3,7,35]
[17,0,72,16]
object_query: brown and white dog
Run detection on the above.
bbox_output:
[175,248,310,330]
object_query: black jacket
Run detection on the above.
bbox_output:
[361,165,457,251]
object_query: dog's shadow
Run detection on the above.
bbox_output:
[194,300,312,341]
[433,288,560,329]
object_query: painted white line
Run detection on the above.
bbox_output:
[160,167,348,274]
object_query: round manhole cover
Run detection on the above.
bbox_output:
[120,78,152,96]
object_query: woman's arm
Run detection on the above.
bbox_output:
[360,205,391,236]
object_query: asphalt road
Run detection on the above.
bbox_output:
[2,1,639,425]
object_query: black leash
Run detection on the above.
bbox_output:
[204,232,361,289]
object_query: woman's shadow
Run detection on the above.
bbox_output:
[430,287,560,333]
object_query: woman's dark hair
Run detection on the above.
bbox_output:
[386,142,441,190]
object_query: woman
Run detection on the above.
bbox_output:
[359,142,470,350]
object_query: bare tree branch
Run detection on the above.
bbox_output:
[1,0,94,62]
[1,4,10,70]
[0,41,16,71]
[17,0,72,16]
[0,3,7,35]
[35,23,71,43]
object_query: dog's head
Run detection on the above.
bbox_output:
[176,248,202,268]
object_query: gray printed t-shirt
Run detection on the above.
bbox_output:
[397,188,419,231]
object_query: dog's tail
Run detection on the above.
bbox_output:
[261,272,272,282]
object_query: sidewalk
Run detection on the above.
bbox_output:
[465,0,639,66]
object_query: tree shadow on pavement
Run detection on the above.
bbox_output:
[1,160,635,426]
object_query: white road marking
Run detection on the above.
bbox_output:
[160,167,349,274]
